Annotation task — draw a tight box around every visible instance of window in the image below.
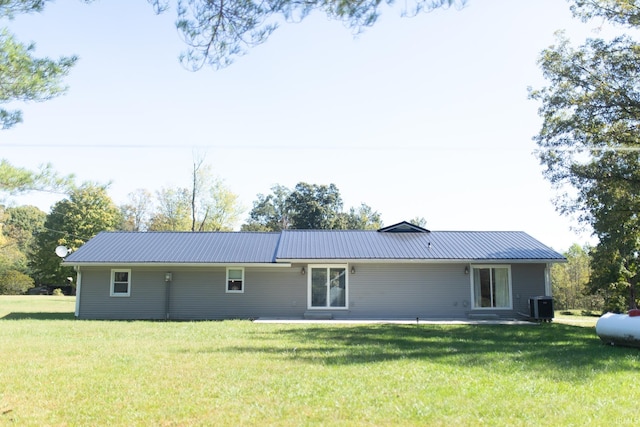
[471,266,511,309]
[226,267,244,293]
[309,265,347,308]
[110,269,131,297]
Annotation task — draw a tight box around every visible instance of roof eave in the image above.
[276,258,566,264]
[64,262,292,268]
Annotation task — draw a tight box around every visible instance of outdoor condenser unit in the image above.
[529,296,554,322]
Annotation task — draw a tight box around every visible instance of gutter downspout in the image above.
[74,267,82,318]
[165,273,172,320]
[545,263,552,296]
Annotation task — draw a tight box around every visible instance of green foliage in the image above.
[0,269,33,294]
[531,0,640,312]
[51,287,62,296]
[147,187,192,231]
[242,184,292,231]
[242,182,384,230]
[169,0,465,70]
[0,28,76,129]
[337,203,383,230]
[409,216,428,228]
[31,184,121,284]
[287,182,344,229]
[552,244,598,310]
[570,0,640,26]
[119,189,153,231]
[0,160,75,195]
[2,205,45,253]
[145,157,243,232]
[189,159,243,231]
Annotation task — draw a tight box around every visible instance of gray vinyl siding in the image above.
[169,267,305,320]
[78,267,167,320]
[341,263,471,319]
[329,263,548,319]
[511,263,548,315]
[77,263,550,320]
[77,266,306,320]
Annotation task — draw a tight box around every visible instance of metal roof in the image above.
[64,231,282,264]
[65,229,565,265]
[275,230,564,261]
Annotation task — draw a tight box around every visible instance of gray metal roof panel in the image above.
[65,229,565,265]
[275,230,564,260]
[65,231,282,264]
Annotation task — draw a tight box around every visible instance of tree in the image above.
[409,216,428,228]
[195,178,243,231]
[286,182,343,229]
[530,0,640,311]
[154,0,465,70]
[0,160,75,195]
[551,244,594,310]
[242,182,383,230]
[338,203,383,230]
[0,220,27,281]
[568,0,640,25]
[0,269,33,294]
[31,184,121,284]
[2,0,463,127]
[120,189,153,231]
[2,205,46,253]
[189,155,244,232]
[148,187,192,231]
[0,27,76,129]
[242,184,292,231]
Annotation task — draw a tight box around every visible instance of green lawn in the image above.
[1,297,638,426]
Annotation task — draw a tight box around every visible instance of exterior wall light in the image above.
[351,266,356,274]
[464,266,469,275]
[301,267,306,275]
[165,272,173,282]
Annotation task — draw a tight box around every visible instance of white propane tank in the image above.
[595,311,640,348]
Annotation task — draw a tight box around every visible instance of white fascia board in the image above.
[62,262,292,268]
[277,258,565,264]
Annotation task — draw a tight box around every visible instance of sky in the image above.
[1,0,606,252]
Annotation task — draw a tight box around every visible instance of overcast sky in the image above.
[2,0,605,252]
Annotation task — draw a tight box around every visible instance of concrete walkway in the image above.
[253,318,537,325]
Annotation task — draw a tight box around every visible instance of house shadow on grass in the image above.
[221,323,640,382]
[0,312,76,320]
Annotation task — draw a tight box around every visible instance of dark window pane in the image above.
[113,282,128,294]
[311,268,327,307]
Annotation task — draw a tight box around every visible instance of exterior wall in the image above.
[77,262,550,320]
[339,263,471,319]
[318,263,548,319]
[511,263,549,316]
[168,267,305,320]
[78,267,167,320]
[77,266,306,320]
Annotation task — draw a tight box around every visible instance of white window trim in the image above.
[110,269,131,297]
[307,264,349,310]
[469,264,513,310]
[226,267,245,294]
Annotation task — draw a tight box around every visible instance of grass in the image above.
[1,297,639,426]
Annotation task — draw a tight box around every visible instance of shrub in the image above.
[52,288,64,296]
[0,270,35,295]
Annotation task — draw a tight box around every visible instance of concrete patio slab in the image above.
[253,318,537,325]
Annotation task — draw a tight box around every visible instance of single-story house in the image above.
[63,221,565,320]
